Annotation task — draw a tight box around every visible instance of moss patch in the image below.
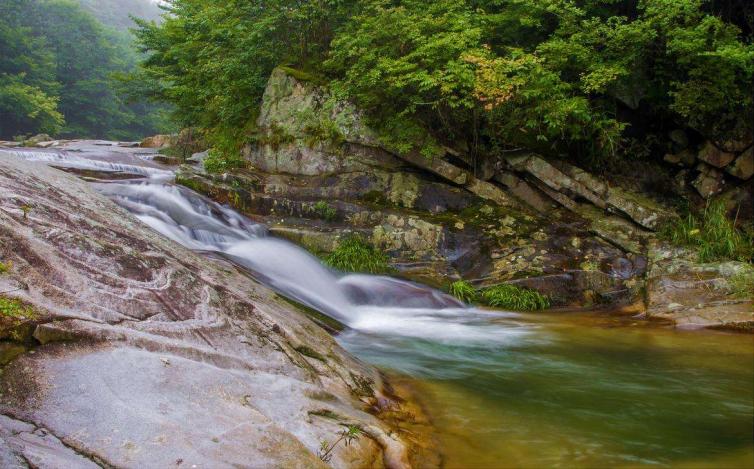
[0,297,35,319]
[308,409,343,420]
[295,345,327,362]
[278,66,328,86]
[277,295,345,333]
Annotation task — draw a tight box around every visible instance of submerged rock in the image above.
[0,158,416,468]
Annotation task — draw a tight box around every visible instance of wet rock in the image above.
[646,245,753,328]
[0,159,413,468]
[697,141,736,168]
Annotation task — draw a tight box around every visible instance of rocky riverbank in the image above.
[0,156,426,467]
[173,67,752,330]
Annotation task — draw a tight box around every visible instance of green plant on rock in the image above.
[313,201,337,221]
[661,200,753,263]
[0,261,10,274]
[728,269,754,300]
[449,280,477,303]
[304,117,345,148]
[20,204,32,220]
[324,236,392,274]
[318,425,362,463]
[203,149,245,174]
[480,284,550,311]
[0,297,35,319]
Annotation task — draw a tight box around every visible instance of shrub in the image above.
[480,284,550,311]
[661,200,753,263]
[449,280,477,303]
[0,261,10,274]
[324,236,392,274]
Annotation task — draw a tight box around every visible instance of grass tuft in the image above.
[324,236,392,274]
[728,268,754,300]
[480,284,550,311]
[313,201,337,221]
[448,280,477,303]
[661,200,753,263]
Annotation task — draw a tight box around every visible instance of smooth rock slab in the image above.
[0,158,411,468]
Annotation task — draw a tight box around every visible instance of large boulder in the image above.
[140,134,176,148]
[0,159,416,468]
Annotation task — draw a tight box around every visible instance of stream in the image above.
[2,142,752,468]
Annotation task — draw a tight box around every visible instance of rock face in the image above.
[140,134,175,148]
[177,67,751,328]
[646,245,753,328]
[0,159,415,468]
[180,68,655,308]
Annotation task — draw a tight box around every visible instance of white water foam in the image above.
[2,145,533,344]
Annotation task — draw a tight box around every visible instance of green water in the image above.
[338,312,754,468]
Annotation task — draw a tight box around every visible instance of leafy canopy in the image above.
[133,0,753,164]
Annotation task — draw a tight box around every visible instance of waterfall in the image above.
[0,143,525,344]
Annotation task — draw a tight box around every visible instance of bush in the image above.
[324,236,392,274]
[661,200,753,263]
[449,280,477,303]
[480,284,550,311]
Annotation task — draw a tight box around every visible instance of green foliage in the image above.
[449,280,477,303]
[324,236,392,274]
[318,425,362,463]
[313,201,337,222]
[0,0,172,140]
[480,284,551,311]
[728,268,754,299]
[0,297,35,319]
[294,345,327,362]
[661,200,753,263]
[134,0,753,165]
[0,261,10,274]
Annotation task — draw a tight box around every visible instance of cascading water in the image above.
[2,143,752,467]
[0,144,526,344]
